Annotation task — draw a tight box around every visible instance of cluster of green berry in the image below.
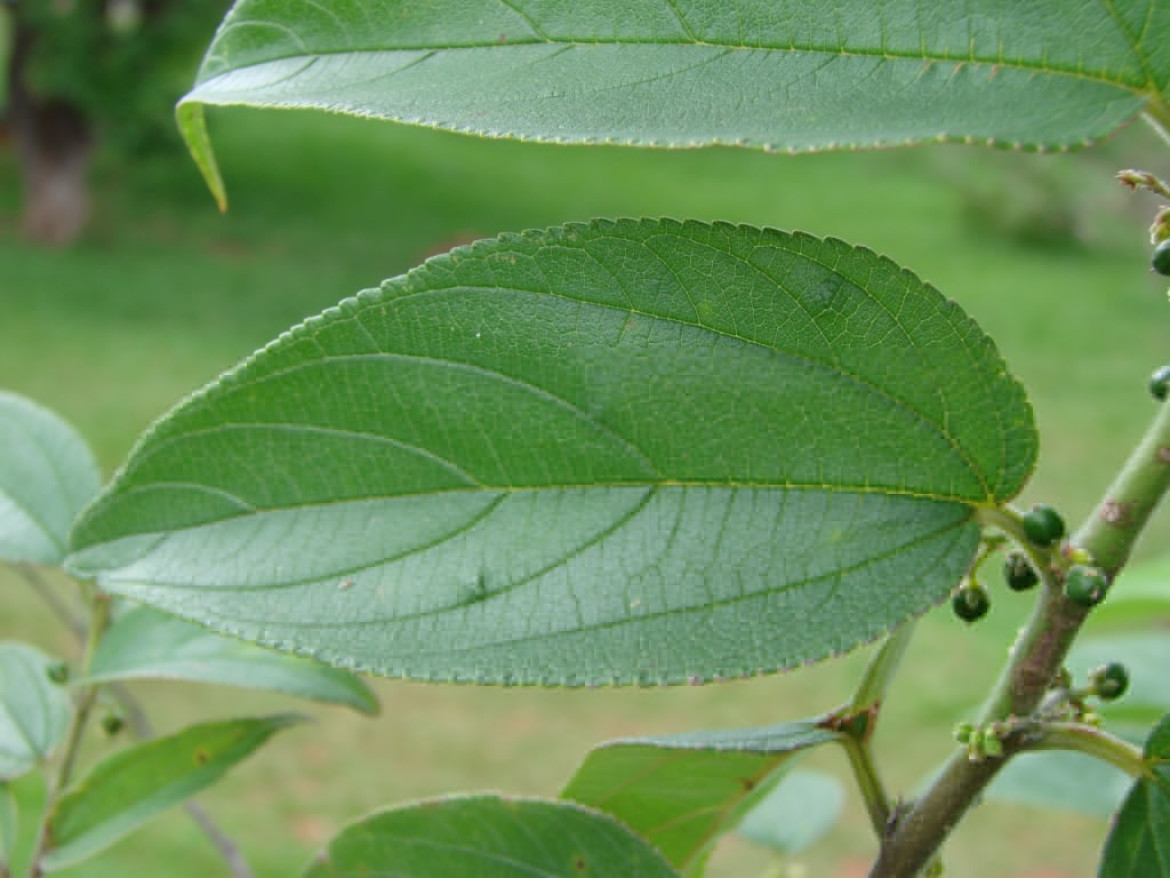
[952,503,1112,625]
[953,663,1130,762]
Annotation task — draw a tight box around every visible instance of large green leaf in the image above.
[81,606,377,715]
[562,718,840,869]
[0,644,71,781]
[0,392,100,565]
[180,1,1169,207]
[40,714,300,871]
[68,221,1035,685]
[305,794,680,878]
[1100,713,1170,877]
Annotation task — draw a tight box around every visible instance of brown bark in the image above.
[5,11,96,246]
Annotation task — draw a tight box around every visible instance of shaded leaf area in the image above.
[305,794,680,878]
[1100,714,1170,877]
[1068,634,1170,726]
[735,769,845,854]
[40,714,301,871]
[81,606,377,715]
[180,1,1170,204]
[562,718,839,868]
[0,644,70,781]
[0,392,100,565]
[68,221,1035,684]
[1091,556,1170,630]
[986,750,1132,818]
[0,781,16,865]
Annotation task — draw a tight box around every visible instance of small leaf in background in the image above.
[305,794,680,878]
[0,643,71,781]
[562,718,840,869]
[82,606,377,715]
[68,221,1036,685]
[735,770,845,855]
[0,392,100,565]
[178,0,1168,204]
[1089,556,1170,630]
[40,713,301,871]
[1068,634,1170,726]
[1100,713,1170,877]
[987,751,1132,819]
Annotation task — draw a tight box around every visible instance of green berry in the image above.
[46,662,69,685]
[101,714,125,736]
[1064,565,1109,608]
[1153,239,1170,276]
[1091,662,1130,701]
[1003,552,1040,592]
[1021,504,1066,547]
[1150,365,1170,402]
[953,722,976,744]
[952,584,990,623]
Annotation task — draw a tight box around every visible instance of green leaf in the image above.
[0,392,100,565]
[40,714,300,871]
[81,606,378,715]
[68,220,1035,685]
[1091,556,1170,631]
[180,0,1168,203]
[1069,634,1170,725]
[0,781,16,867]
[1100,713,1170,877]
[305,794,680,877]
[987,750,1132,818]
[561,718,840,868]
[735,770,845,854]
[0,644,71,781]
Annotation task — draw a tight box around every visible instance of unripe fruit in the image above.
[46,662,69,684]
[1090,662,1130,701]
[1021,504,1066,546]
[101,714,125,736]
[1153,239,1170,276]
[1150,365,1170,402]
[1003,552,1040,592]
[952,584,990,623]
[1064,565,1108,608]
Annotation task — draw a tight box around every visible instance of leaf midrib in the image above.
[114,492,971,633]
[122,308,995,506]
[198,31,1151,95]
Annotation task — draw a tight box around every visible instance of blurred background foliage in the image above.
[1,0,229,243]
[2,11,1170,876]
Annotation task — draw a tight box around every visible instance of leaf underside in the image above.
[83,606,378,715]
[0,393,100,566]
[68,221,1035,685]
[562,718,840,868]
[179,0,1170,205]
[305,794,680,878]
[0,644,71,782]
[41,714,300,871]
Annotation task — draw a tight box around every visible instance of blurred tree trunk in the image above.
[4,9,96,246]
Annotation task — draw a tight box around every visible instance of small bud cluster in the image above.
[953,721,1007,762]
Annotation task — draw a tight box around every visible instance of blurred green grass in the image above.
[2,107,1168,877]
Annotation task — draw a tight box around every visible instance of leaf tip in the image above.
[176,100,229,213]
